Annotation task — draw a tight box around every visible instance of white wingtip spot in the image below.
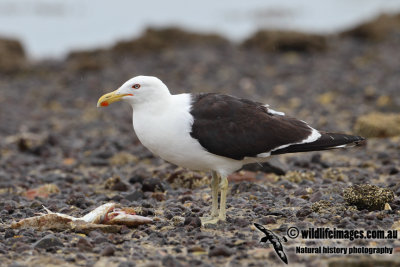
[267,108,285,116]
[256,152,271,158]
[301,127,321,144]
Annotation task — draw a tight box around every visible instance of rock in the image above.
[294,188,307,196]
[231,182,267,195]
[4,229,15,239]
[151,192,166,201]
[311,154,329,168]
[172,216,185,226]
[259,216,276,225]
[310,191,323,203]
[33,234,64,250]
[104,176,129,191]
[109,152,138,166]
[184,216,202,228]
[142,177,165,192]
[0,37,26,72]
[208,246,233,257]
[118,262,135,267]
[162,255,183,267]
[112,27,229,55]
[340,13,400,41]
[242,30,327,53]
[100,245,115,256]
[124,191,145,202]
[354,112,400,138]
[66,49,108,72]
[76,237,93,252]
[343,184,394,211]
[329,259,399,267]
[296,206,313,218]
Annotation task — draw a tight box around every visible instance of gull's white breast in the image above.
[131,94,243,175]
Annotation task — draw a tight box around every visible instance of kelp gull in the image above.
[97,76,365,224]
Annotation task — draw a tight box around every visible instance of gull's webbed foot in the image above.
[201,217,220,225]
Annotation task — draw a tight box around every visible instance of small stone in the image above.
[296,207,312,218]
[124,191,144,201]
[184,216,202,228]
[118,262,135,267]
[93,236,108,244]
[77,237,93,252]
[384,203,392,211]
[162,255,183,267]
[101,245,115,256]
[151,192,166,201]
[109,152,138,166]
[33,234,64,250]
[310,191,323,203]
[208,246,233,257]
[4,229,15,239]
[105,176,129,191]
[294,188,307,196]
[260,216,277,225]
[142,177,165,192]
[172,216,185,226]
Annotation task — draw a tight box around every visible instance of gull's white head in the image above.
[97,76,170,108]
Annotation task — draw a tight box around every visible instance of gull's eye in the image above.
[132,84,141,89]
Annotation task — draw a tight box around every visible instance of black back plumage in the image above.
[190,93,313,160]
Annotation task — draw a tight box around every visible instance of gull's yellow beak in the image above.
[97,90,133,107]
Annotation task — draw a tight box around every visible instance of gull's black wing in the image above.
[190,93,365,160]
[190,93,313,160]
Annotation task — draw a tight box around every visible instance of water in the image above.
[1,0,400,59]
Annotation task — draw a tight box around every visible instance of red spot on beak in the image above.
[101,101,109,107]
[127,94,133,96]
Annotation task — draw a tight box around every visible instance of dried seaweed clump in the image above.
[241,30,327,53]
[166,169,209,189]
[354,112,400,138]
[343,184,394,211]
[323,168,346,182]
[311,200,356,214]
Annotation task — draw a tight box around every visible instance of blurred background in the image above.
[1,0,400,59]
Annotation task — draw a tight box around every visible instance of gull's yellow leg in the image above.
[202,173,228,225]
[218,175,228,221]
[210,171,220,218]
[201,171,221,225]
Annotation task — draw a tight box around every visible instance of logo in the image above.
[254,223,288,264]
